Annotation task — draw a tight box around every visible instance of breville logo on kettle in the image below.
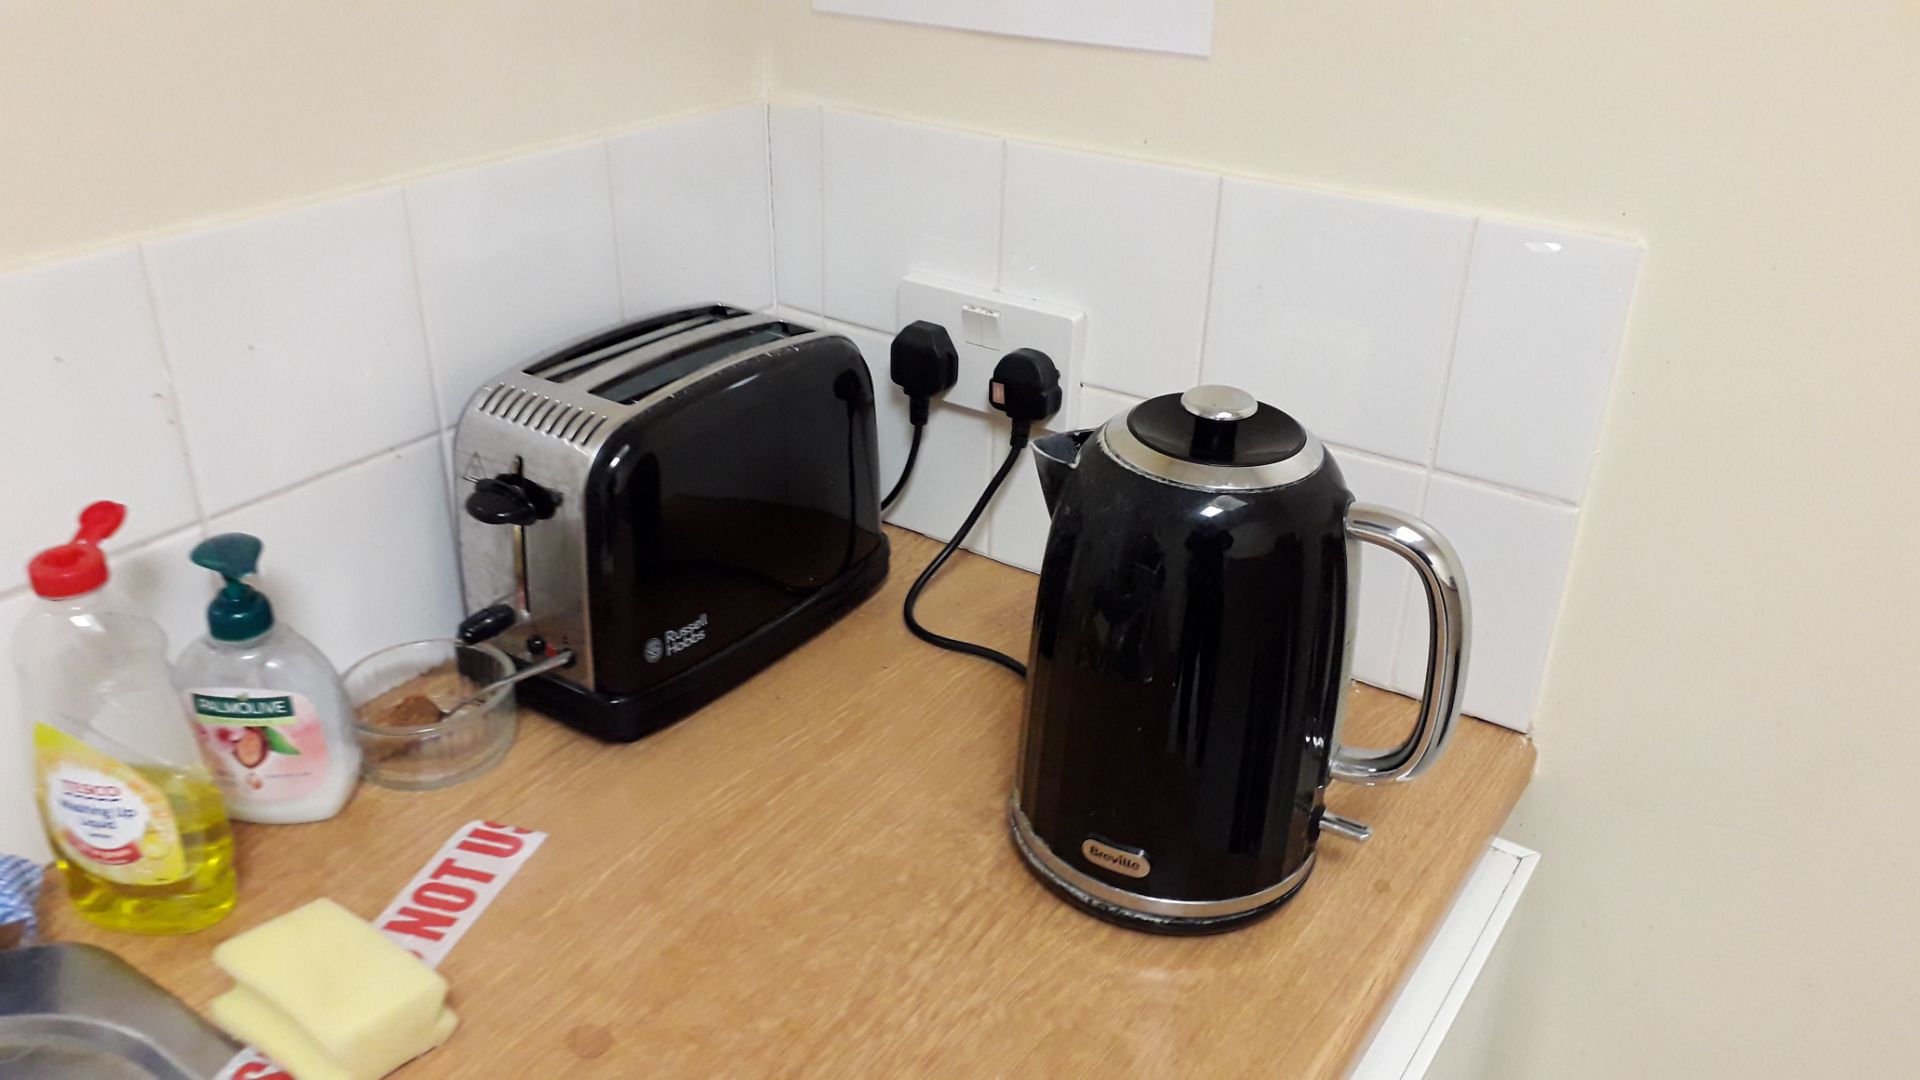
[645,613,710,663]
[1081,837,1152,879]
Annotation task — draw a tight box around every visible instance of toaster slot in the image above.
[524,304,747,383]
[588,322,810,405]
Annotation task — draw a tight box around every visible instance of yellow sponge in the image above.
[210,899,458,1079]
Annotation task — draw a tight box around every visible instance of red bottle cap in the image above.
[28,501,127,599]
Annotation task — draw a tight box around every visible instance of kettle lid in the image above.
[1129,386,1307,466]
[1106,385,1326,491]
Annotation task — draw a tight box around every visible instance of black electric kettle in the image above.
[1012,385,1470,933]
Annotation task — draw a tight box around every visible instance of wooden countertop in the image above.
[46,529,1535,1078]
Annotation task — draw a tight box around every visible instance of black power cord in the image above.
[881,321,958,511]
[902,347,1063,677]
[903,435,1031,675]
[881,424,922,510]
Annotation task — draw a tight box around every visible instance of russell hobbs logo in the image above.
[644,613,709,663]
[1082,837,1151,879]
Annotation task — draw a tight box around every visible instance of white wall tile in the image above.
[0,587,48,860]
[608,103,775,315]
[1329,447,1428,694]
[1001,144,1218,399]
[1393,475,1579,730]
[1203,181,1474,463]
[1435,222,1641,502]
[111,527,214,659]
[144,190,438,514]
[210,436,462,670]
[0,249,200,590]
[883,403,994,553]
[821,110,1002,331]
[406,141,623,424]
[769,103,825,313]
[1077,385,1144,428]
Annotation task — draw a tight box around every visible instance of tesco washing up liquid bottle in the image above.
[16,501,237,934]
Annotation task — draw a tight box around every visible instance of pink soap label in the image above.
[188,689,329,802]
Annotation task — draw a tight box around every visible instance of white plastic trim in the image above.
[1351,837,1541,1079]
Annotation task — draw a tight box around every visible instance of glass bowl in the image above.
[342,639,518,790]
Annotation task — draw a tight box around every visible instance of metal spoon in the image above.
[424,645,564,722]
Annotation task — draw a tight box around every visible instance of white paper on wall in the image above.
[813,0,1214,57]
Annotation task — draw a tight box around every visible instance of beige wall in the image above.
[764,2,1920,1076]
[0,2,765,269]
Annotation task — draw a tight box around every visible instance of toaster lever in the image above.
[457,604,518,645]
[466,475,558,526]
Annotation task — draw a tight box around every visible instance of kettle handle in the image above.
[1334,505,1472,784]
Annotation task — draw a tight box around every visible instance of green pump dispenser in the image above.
[191,533,275,643]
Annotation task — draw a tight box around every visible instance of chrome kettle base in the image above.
[1008,802,1315,936]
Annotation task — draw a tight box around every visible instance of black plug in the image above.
[988,348,1063,445]
[880,321,960,511]
[897,345,1062,678]
[890,321,960,426]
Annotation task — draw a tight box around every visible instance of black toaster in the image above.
[449,304,890,741]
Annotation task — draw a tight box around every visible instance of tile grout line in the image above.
[758,100,779,308]
[396,189,451,436]
[814,106,827,316]
[395,188,459,524]
[1324,426,1422,691]
[1078,380,1146,403]
[600,139,631,320]
[993,138,1010,291]
[1327,444,1578,513]
[0,519,211,607]
[1421,217,1482,485]
[1191,174,1228,386]
[1428,469,1580,511]
[1381,216,1487,693]
[1322,439,1425,474]
[133,244,212,528]
[204,430,446,524]
[391,186,462,545]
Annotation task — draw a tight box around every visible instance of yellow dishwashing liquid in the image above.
[16,502,237,934]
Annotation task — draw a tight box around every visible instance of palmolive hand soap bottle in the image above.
[172,533,360,823]
[17,501,236,934]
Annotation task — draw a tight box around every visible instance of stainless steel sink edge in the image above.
[0,943,241,1080]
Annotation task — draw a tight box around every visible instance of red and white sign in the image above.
[373,819,547,969]
[214,1048,292,1080]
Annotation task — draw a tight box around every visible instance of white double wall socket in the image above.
[897,274,1087,429]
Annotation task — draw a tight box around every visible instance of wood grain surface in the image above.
[43,528,1535,1078]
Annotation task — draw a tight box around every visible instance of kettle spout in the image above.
[1032,429,1094,513]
